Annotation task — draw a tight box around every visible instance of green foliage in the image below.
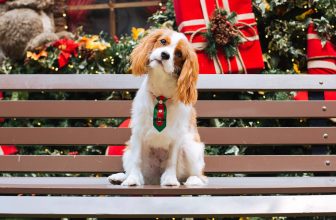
[314,0,336,22]
[0,33,137,75]
[148,0,177,29]
[254,0,335,73]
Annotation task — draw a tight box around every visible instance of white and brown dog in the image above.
[108,29,207,186]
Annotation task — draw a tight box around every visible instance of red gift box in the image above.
[174,0,264,74]
[295,23,336,101]
[105,119,130,156]
[0,146,18,155]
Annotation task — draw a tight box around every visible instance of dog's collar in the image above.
[149,91,172,102]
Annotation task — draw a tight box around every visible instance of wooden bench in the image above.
[0,74,336,218]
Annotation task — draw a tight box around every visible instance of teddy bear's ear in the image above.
[7,0,54,10]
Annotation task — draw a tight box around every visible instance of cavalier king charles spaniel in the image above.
[108,29,207,186]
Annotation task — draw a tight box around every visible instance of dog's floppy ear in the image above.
[130,29,165,76]
[177,41,199,105]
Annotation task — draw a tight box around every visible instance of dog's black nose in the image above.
[161,52,170,60]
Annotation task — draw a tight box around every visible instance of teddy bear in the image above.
[0,0,72,64]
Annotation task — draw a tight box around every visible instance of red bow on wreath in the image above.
[53,38,79,68]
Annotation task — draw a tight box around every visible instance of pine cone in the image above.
[210,12,239,47]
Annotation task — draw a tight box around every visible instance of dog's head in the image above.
[130,29,199,105]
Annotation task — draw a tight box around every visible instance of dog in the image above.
[108,29,207,186]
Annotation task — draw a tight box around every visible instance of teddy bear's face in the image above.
[7,0,54,11]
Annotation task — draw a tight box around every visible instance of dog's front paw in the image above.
[107,173,127,185]
[161,172,180,186]
[121,172,144,186]
[184,176,207,186]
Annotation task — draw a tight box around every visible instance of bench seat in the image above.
[0,177,336,195]
[1,195,336,218]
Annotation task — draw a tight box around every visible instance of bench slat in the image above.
[0,177,335,195]
[1,155,335,173]
[1,74,336,91]
[0,127,334,145]
[1,100,336,118]
[1,195,336,217]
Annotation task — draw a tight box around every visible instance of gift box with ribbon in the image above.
[174,0,264,74]
[295,23,336,101]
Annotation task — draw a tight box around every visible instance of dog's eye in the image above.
[175,51,182,58]
[160,39,167,45]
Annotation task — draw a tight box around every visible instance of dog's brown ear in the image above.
[130,29,165,76]
[177,41,199,105]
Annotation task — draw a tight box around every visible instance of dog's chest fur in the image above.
[141,147,169,184]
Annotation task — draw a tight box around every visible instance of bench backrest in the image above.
[0,74,335,174]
